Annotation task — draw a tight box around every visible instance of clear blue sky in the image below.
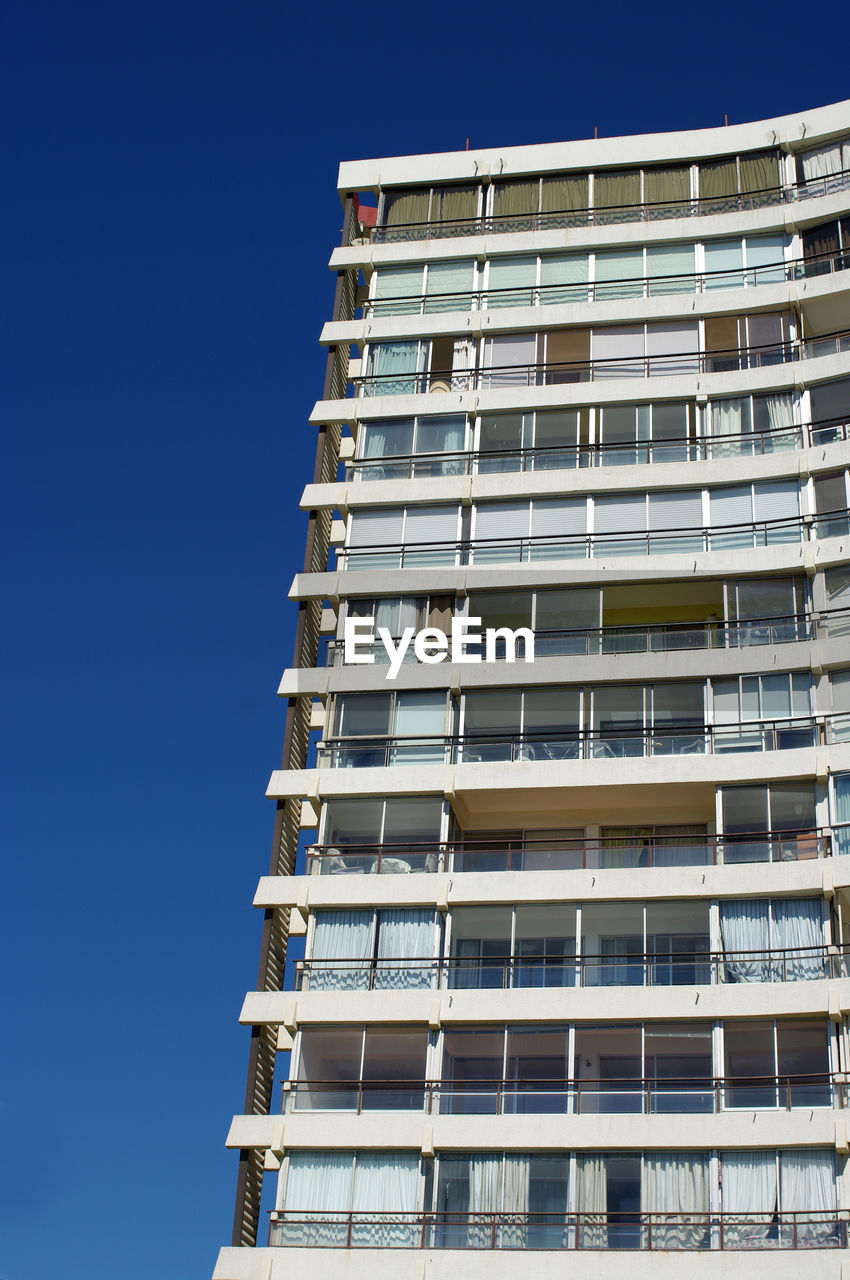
[1,2,847,1276]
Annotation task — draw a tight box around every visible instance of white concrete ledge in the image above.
[253,857,831,911]
[309,351,850,426]
[337,101,850,191]
[213,1242,850,1280]
[241,981,847,1028]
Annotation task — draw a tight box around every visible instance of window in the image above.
[707,391,797,457]
[814,472,850,538]
[356,415,467,478]
[699,150,780,204]
[328,690,449,766]
[797,136,850,183]
[720,783,817,862]
[810,376,850,442]
[319,795,445,873]
[380,184,479,229]
[720,1149,837,1249]
[293,1025,429,1111]
[723,1019,830,1109]
[363,340,426,395]
[709,480,800,548]
[347,504,461,569]
[308,908,439,991]
[460,687,581,762]
[598,401,695,465]
[719,898,824,982]
[278,1150,421,1247]
[475,408,589,473]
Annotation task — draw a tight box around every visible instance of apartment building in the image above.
[214,100,850,1279]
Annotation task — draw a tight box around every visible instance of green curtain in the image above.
[493,180,539,218]
[593,170,641,209]
[540,175,588,213]
[431,185,478,223]
[383,189,429,226]
[699,159,738,201]
[739,151,780,194]
[643,166,690,205]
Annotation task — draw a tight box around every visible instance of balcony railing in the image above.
[324,608,850,668]
[316,715,836,770]
[294,942,849,992]
[305,829,832,876]
[281,1072,841,1115]
[363,248,850,318]
[354,329,850,397]
[369,165,850,243]
[346,415,850,480]
[268,1207,847,1250]
[340,509,850,570]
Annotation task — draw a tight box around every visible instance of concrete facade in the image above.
[215,103,850,1277]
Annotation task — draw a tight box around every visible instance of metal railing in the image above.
[268,1207,847,1249]
[340,509,850,570]
[293,942,849,991]
[346,415,850,480]
[369,165,850,243]
[363,248,850,318]
[305,828,832,876]
[355,329,850,397]
[281,1072,841,1116]
[316,715,833,770]
[324,608,850,668]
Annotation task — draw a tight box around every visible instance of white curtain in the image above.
[719,900,770,981]
[780,1150,836,1246]
[467,1154,503,1246]
[722,1151,777,1247]
[374,909,434,989]
[451,337,477,389]
[311,910,373,990]
[765,391,795,435]
[835,773,850,855]
[643,1153,709,1249]
[710,398,745,454]
[771,899,823,981]
[801,144,845,182]
[281,1151,353,1244]
[365,341,424,396]
[500,1156,531,1247]
[351,1152,420,1246]
[577,1155,607,1247]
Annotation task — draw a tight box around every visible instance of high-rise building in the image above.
[214,101,850,1280]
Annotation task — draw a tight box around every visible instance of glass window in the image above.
[335,693,391,737]
[468,591,532,629]
[464,690,522,735]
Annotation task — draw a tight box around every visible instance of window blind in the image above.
[487,256,537,308]
[404,504,459,544]
[424,260,475,313]
[594,493,647,534]
[349,508,405,546]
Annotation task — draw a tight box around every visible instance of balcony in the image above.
[268,1208,847,1250]
[305,829,832,876]
[293,942,848,992]
[354,329,850,397]
[369,165,850,244]
[315,716,835,770]
[339,511,850,571]
[282,1072,840,1117]
[345,415,850,480]
[325,608,848,669]
[363,248,850,319]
